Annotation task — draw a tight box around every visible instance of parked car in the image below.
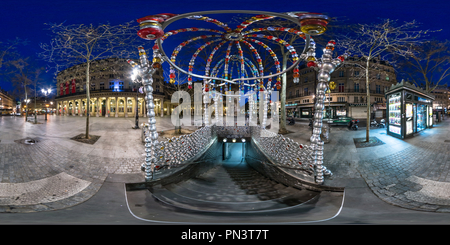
[15,112,21,116]
[330,116,358,126]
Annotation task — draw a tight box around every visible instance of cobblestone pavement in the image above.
[0,115,198,213]
[288,117,450,213]
[1,114,450,215]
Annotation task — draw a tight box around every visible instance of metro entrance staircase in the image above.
[149,158,320,213]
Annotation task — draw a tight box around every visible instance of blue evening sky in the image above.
[1,0,449,94]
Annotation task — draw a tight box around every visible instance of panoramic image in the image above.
[1,0,450,231]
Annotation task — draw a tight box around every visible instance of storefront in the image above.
[323,103,347,119]
[285,102,298,118]
[385,81,434,139]
[298,105,313,119]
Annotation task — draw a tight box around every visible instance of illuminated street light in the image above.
[41,88,52,121]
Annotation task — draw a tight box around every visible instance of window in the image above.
[354,71,360,76]
[354,83,359,92]
[337,97,345,102]
[119,82,124,90]
[109,82,114,90]
[354,96,359,103]
[91,83,96,91]
[127,100,133,112]
[339,71,344,77]
[110,99,116,112]
[376,85,381,94]
[338,83,344,92]
[304,77,308,83]
[296,90,299,97]
[304,87,308,96]
[118,99,124,112]
[100,82,104,90]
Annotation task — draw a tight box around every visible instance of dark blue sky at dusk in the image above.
[1,0,449,96]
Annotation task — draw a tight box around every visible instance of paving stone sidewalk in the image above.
[1,114,450,213]
[315,119,450,213]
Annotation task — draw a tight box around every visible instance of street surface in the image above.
[0,114,450,224]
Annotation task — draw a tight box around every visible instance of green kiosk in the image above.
[385,80,435,139]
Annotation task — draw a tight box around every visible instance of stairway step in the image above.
[149,159,321,213]
[150,184,316,213]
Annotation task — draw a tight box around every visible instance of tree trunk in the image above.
[85,61,90,139]
[24,89,28,122]
[278,52,289,134]
[365,59,370,142]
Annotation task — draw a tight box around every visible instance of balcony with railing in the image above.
[285,89,385,100]
[55,89,165,99]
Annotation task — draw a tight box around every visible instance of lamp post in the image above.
[24,99,30,122]
[41,88,51,121]
[45,104,49,120]
[130,66,142,129]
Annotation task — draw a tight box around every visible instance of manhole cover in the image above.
[24,139,36,144]
[15,138,39,145]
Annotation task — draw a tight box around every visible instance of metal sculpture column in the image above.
[128,46,160,181]
[308,40,346,184]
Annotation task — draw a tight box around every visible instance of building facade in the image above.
[0,87,16,114]
[430,85,449,113]
[55,58,167,118]
[285,56,398,120]
[23,97,57,115]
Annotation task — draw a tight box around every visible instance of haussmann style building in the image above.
[284,56,398,120]
[55,58,167,118]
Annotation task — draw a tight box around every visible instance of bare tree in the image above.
[39,21,141,139]
[9,57,44,122]
[337,19,431,141]
[399,40,450,93]
[0,37,28,71]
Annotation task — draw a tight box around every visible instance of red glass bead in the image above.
[137,27,164,40]
[307,61,317,67]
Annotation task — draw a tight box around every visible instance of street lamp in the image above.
[130,66,143,129]
[41,88,52,121]
[24,99,30,121]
